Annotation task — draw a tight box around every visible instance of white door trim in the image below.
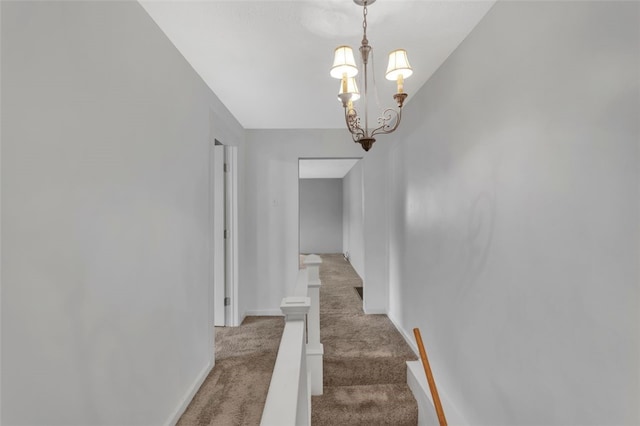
[224,145,239,327]
[212,144,225,326]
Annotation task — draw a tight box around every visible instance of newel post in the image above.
[303,254,323,396]
[281,296,310,322]
[280,297,311,426]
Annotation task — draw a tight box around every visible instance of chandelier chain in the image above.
[362,3,368,42]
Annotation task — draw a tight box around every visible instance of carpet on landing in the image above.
[177,316,284,426]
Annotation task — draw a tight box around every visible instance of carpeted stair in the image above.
[311,254,418,426]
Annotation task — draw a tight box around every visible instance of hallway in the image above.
[311,254,418,425]
[178,254,418,425]
[3,2,637,424]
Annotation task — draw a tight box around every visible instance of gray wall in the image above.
[299,179,343,254]
[357,1,639,424]
[244,129,363,315]
[1,1,244,424]
[343,154,389,314]
[343,163,366,281]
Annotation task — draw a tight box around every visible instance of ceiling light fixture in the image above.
[330,0,413,152]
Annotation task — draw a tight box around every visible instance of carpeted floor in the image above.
[311,254,418,426]
[178,254,417,426]
[177,316,284,426]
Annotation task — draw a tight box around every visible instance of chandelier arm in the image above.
[370,107,403,137]
[344,107,365,141]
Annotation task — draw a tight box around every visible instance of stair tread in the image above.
[323,356,411,386]
[320,312,416,359]
[312,255,418,426]
[312,383,418,426]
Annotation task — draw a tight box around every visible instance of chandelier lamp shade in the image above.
[331,46,358,79]
[338,77,360,102]
[330,0,413,152]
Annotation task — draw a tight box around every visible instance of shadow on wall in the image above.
[458,191,496,294]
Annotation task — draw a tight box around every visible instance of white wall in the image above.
[1,1,244,424]
[342,145,390,313]
[299,179,343,254]
[342,161,365,281]
[363,1,639,425]
[361,149,391,314]
[244,130,362,315]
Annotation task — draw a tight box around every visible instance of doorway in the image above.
[211,141,239,328]
[297,157,361,259]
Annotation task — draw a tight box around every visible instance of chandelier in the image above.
[330,0,413,152]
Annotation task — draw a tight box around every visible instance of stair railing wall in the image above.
[303,255,324,396]
[260,255,323,426]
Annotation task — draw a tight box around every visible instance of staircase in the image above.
[311,254,418,426]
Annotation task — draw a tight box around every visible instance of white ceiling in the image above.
[299,158,361,179]
[139,0,495,129]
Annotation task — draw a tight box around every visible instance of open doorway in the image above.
[298,157,362,295]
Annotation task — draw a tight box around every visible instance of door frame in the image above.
[211,141,240,330]
[212,142,225,327]
[224,145,239,327]
[297,157,362,257]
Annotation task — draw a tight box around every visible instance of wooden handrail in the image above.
[413,328,447,426]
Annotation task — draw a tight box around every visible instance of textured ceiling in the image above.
[139,0,495,129]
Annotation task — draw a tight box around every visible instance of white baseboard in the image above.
[407,361,467,426]
[407,360,439,426]
[363,306,387,315]
[387,312,419,356]
[244,309,284,317]
[389,314,468,425]
[165,360,213,426]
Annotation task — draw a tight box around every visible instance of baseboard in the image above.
[165,360,213,426]
[387,312,419,357]
[407,361,439,426]
[390,314,467,425]
[244,309,284,317]
[407,360,467,426]
[363,306,387,315]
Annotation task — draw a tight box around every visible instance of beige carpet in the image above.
[177,316,284,426]
[178,254,417,425]
[312,254,419,426]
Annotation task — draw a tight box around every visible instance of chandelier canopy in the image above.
[330,0,413,152]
